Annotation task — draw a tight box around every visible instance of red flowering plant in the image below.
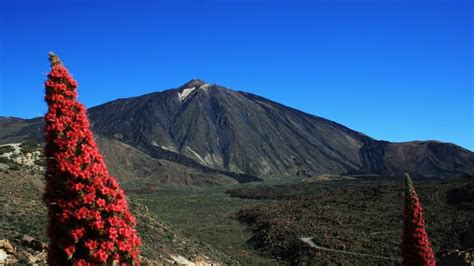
[43,53,141,265]
[401,173,436,266]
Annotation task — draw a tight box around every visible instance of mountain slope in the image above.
[0,117,43,144]
[381,141,474,177]
[96,136,240,188]
[88,80,366,176]
[87,80,474,178]
[1,80,473,178]
[0,124,261,187]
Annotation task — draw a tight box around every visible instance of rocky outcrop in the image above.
[0,236,47,265]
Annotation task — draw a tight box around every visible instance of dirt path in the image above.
[300,237,400,262]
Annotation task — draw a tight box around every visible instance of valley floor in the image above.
[1,165,473,265]
[130,186,282,265]
[133,175,474,265]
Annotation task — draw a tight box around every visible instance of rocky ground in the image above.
[0,143,226,265]
[229,176,474,265]
[1,141,473,265]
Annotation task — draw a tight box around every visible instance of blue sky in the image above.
[0,0,473,150]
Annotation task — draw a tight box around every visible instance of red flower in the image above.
[92,220,105,231]
[92,249,109,263]
[82,192,96,204]
[60,210,72,222]
[93,177,104,186]
[75,207,89,220]
[70,227,86,242]
[107,216,121,227]
[401,174,436,265]
[64,245,76,259]
[73,183,85,192]
[119,227,132,238]
[100,240,115,252]
[117,240,132,253]
[108,227,119,241]
[96,198,106,207]
[43,53,141,265]
[99,186,109,196]
[84,239,98,251]
[112,253,120,262]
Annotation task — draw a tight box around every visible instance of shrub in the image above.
[19,140,41,153]
[0,145,15,155]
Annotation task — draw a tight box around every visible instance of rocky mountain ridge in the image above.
[1,79,473,182]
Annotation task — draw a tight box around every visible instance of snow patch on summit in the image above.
[178,87,196,101]
[199,84,210,90]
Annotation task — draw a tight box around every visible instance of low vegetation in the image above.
[229,177,474,264]
[1,136,472,264]
[132,187,281,265]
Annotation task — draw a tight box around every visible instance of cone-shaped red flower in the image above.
[43,53,141,265]
[401,173,436,266]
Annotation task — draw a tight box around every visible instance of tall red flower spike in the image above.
[43,52,141,265]
[401,173,436,266]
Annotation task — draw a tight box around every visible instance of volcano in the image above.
[1,79,473,181]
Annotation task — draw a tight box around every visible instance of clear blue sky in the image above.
[1,0,473,150]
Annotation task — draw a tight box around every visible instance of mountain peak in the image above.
[81,81,474,179]
[177,79,212,101]
[180,79,207,89]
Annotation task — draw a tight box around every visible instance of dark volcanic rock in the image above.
[88,82,364,176]
[87,80,474,178]
[0,117,43,144]
[1,80,473,179]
